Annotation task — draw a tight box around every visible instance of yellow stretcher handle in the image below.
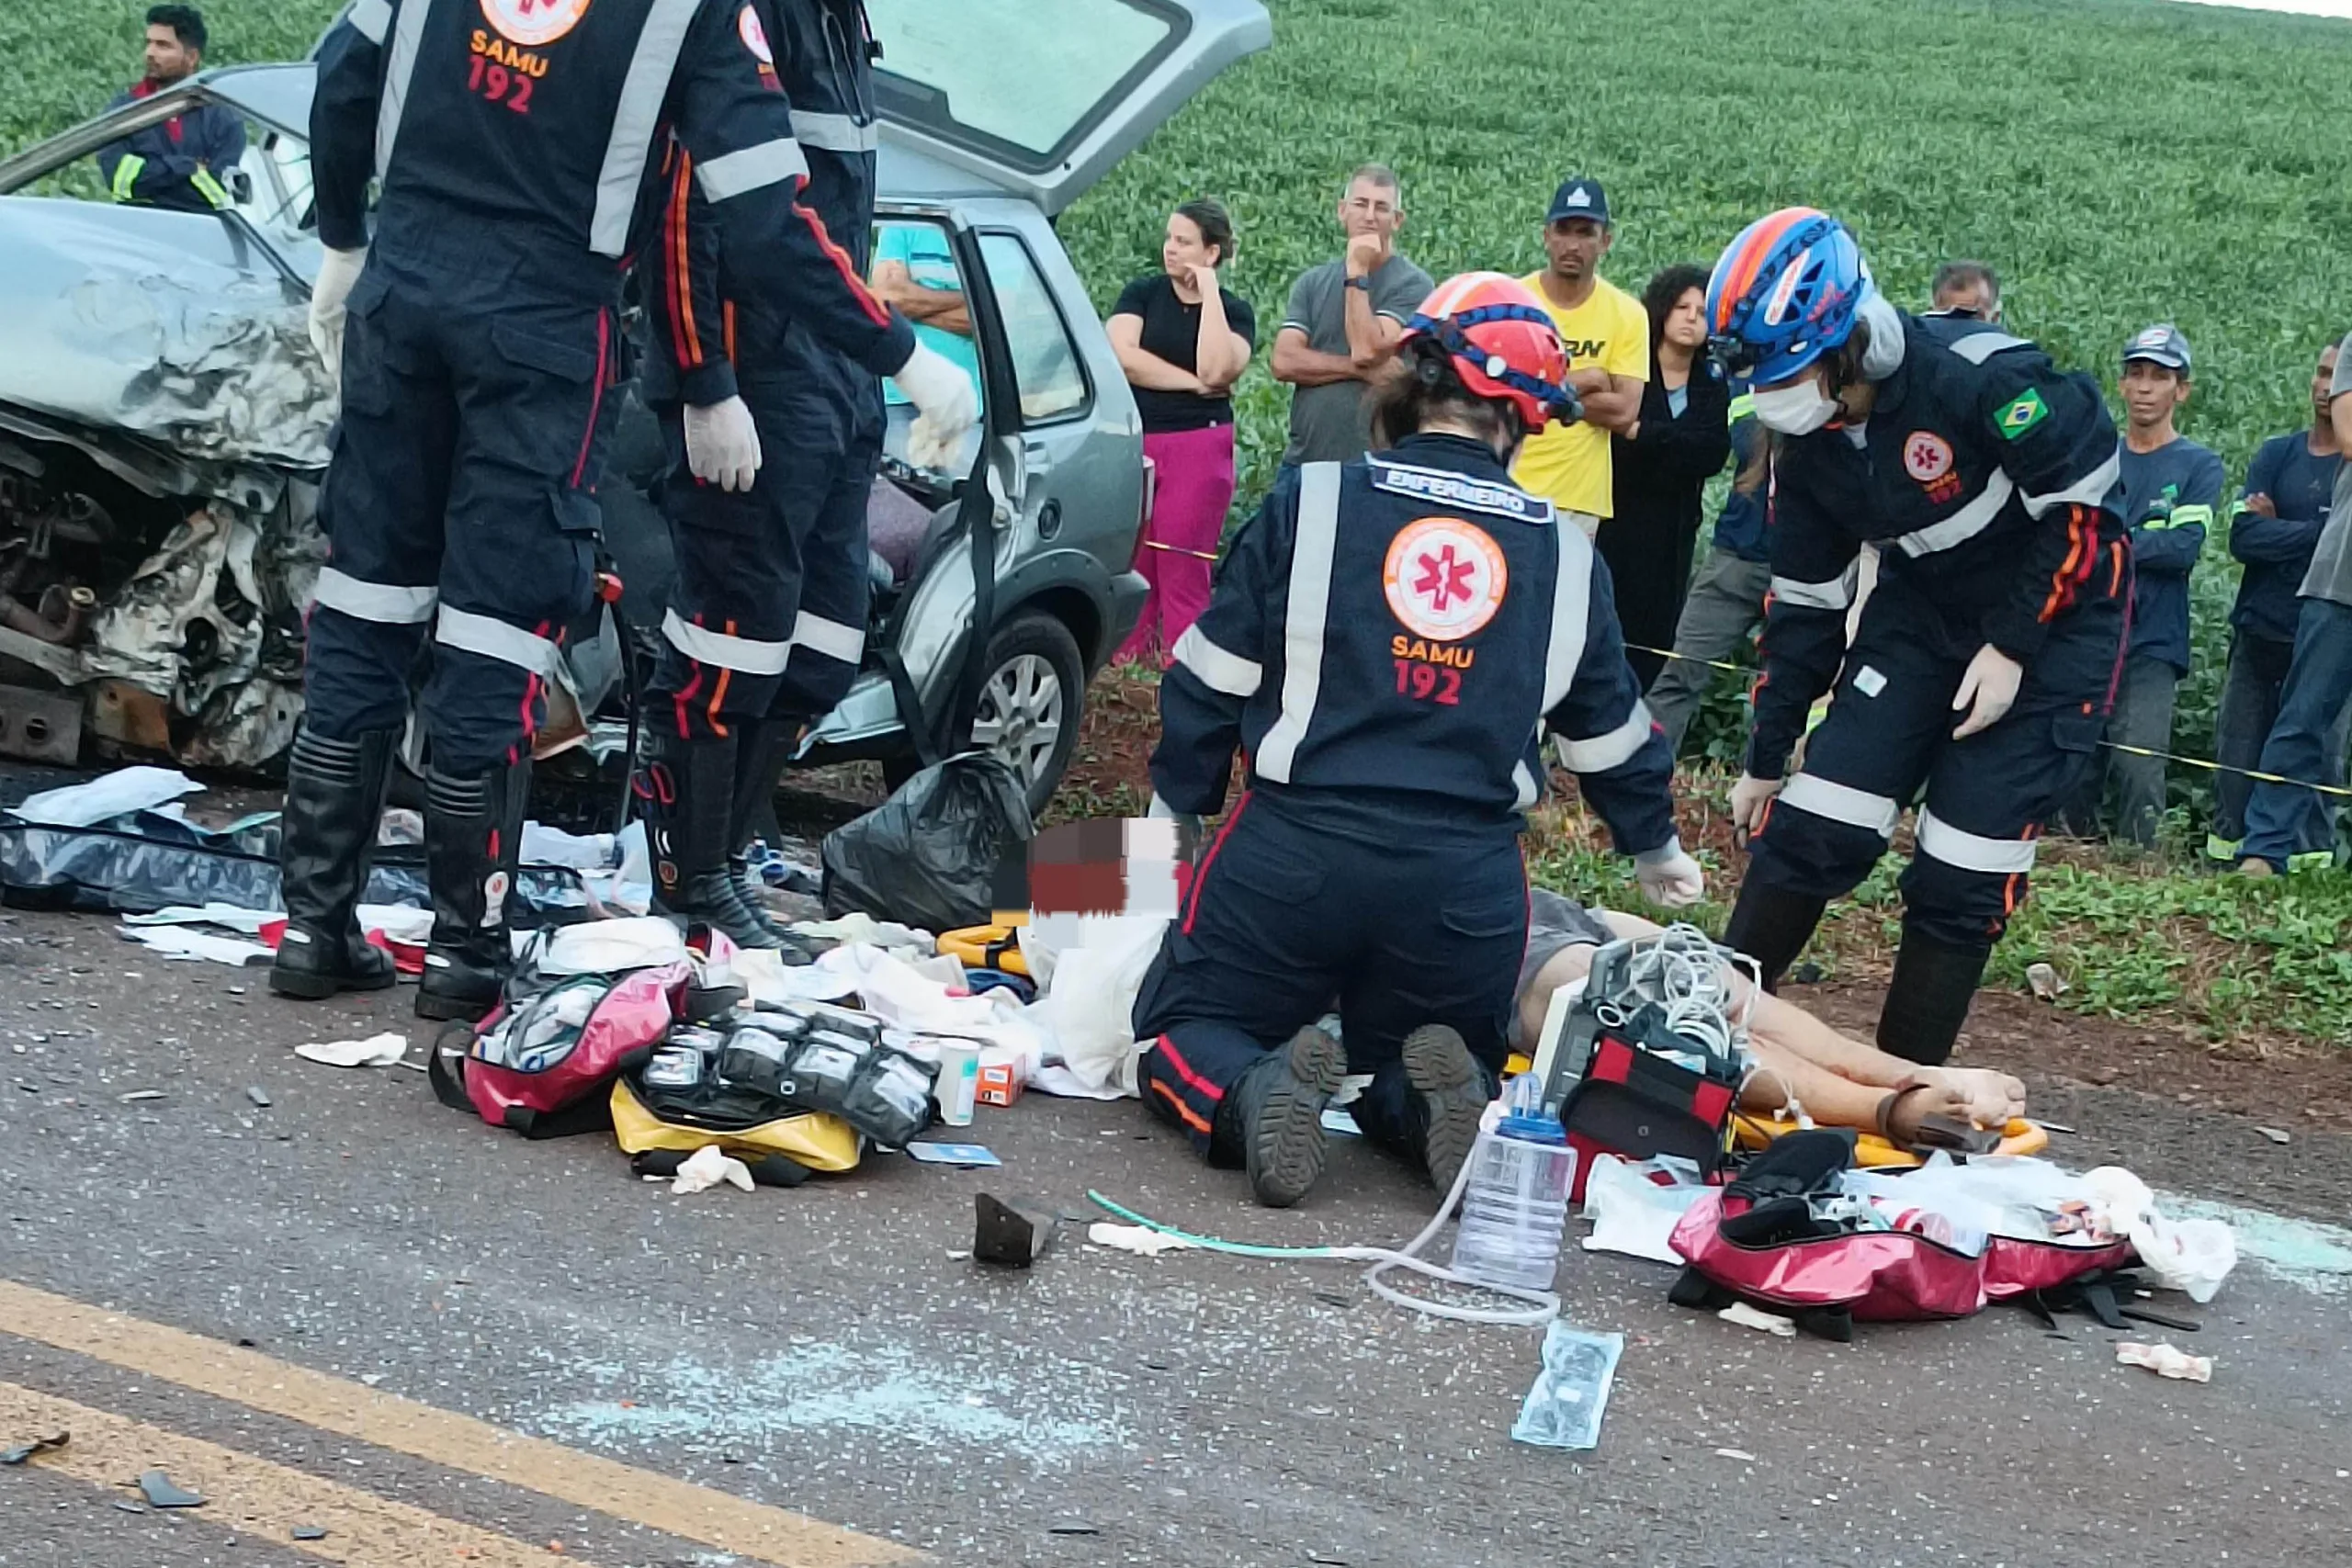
[1732,1112,2048,1168]
[938,923,1030,977]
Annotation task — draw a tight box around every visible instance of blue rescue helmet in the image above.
[1705,208,1874,386]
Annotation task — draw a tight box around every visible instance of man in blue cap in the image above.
[2064,324,2223,848]
[1510,176,1647,541]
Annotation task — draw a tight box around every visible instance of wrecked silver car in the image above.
[0,65,328,771]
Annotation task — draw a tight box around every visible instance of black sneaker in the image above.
[1402,1024,1488,1194]
[1228,1024,1346,1209]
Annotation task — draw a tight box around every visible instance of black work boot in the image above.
[636,729,784,953]
[1216,1025,1347,1209]
[1720,878,1831,993]
[416,756,531,1021]
[1875,929,1993,1066]
[725,719,814,958]
[270,727,399,1000]
[1401,1024,1494,1194]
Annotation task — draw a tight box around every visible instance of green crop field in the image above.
[6,0,2349,1040]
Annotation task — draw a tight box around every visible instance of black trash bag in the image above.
[820,751,1031,932]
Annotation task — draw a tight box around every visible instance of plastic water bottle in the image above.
[1451,1109,1577,1292]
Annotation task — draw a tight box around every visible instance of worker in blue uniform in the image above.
[639,0,967,953]
[1132,272,1705,1209]
[97,6,245,213]
[1708,209,2128,1067]
[269,0,977,1018]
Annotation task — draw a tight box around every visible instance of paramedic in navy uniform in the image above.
[1131,272,1705,1210]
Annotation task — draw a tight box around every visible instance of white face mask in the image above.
[1750,375,1839,435]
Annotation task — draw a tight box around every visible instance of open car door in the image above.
[867,0,1272,218]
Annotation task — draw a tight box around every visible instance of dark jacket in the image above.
[1750,314,2125,778]
[2116,435,2224,675]
[2228,431,2344,644]
[644,0,891,411]
[310,0,910,374]
[97,81,246,212]
[1712,386,1771,562]
[1600,360,1734,654]
[1152,434,1676,852]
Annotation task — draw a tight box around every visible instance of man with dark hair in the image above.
[1269,164,1433,468]
[97,6,244,213]
[1928,260,2001,323]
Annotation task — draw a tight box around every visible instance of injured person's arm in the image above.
[1515,908,2025,1140]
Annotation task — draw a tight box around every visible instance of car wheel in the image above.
[887,611,1084,818]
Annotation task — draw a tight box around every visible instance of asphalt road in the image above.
[2,906,2348,1568]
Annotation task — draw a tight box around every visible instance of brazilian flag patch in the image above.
[1996,389,2051,440]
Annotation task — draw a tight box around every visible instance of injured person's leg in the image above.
[1515,897,2025,1142]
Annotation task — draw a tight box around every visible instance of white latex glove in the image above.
[1951,643,2024,739]
[1634,840,1705,908]
[893,341,981,471]
[307,245,368,387]
[684,396,763,493]
[1146,792,1203,839]
[1727,773,1785,842]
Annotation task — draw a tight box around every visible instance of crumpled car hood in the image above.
[0,197,331,471]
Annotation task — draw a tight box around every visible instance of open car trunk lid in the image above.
[867,0,1272,217]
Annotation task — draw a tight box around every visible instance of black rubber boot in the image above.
[1875,929,1993,1066]
[1401,1024,1495,1194]
[726,719,814,958]
[269,727,399,1000]
[1720,878,1831,993]
[1216,1025,1347,1209]
[416,756,532,1021]
[637,729,784,953]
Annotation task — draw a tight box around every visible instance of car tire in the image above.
[887,610,1085,818]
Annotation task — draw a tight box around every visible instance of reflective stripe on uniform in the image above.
[1538,528,1593,715]
[1728,391,1756,421]
[438,604,560,675]
[2289,850,2335,874]
[2022,451,2120,519]
[1555,704,1653,773]
[588,0,704,257]
[789,110,877,152]
[1946,331,2031,366]
[348,0,392,44]
[1779,772,1901,838]
[188,167,231,209]
[788,608,864,664]
[1894,469,2016,557]
[662,607,792,676]
[1770,560,1860,611]
[1171,624,1261,698]
[1252,461,1341,783]
[1512,759,1541,810]
[1916,807,2037,874]
[311,567,437,624]
[109,153,144,200]
[695,137,810,202]
[2152,503,2214,530]
[374,0,432,179]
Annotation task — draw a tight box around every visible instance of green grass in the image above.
[8,0,2350,1042]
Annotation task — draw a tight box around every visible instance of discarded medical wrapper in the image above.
[2116,1340,2212,1382]
[1511,1322,1623,1450]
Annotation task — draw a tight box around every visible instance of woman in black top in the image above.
[1108,197,1258,663]
[1600,264,1734,689]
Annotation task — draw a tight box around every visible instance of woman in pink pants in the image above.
[1108,198,1259,664]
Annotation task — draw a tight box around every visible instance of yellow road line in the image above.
[1,1381,600,1566]
[0,1280,915,1568]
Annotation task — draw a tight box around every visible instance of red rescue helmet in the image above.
[1398,272,1581,433]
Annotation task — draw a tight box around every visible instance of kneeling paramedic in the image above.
[636,0,972,955]
[1707,209,2127,1066]
[272,0,977,1019]
[1132,272,1704,1209]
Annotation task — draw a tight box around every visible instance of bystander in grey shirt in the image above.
[2301,330,2352,606]
[1278,253,1435,465]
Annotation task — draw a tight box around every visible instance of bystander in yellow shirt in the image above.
[1510,271,1650,521]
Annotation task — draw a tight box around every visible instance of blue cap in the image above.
[2124,323,2191,373]
[1546,176,1611,227]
